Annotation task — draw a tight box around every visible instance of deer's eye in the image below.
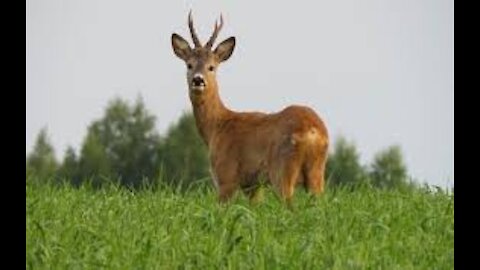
[187,63,193,70]
[208,65,215,72]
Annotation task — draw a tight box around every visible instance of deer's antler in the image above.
[205,14,224,49]
[188,10,202,48]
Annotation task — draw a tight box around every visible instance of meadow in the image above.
[26,180,454,269]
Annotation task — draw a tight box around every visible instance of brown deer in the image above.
[171,12,329,205]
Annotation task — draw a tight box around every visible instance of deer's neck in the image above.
[191,84,230,146]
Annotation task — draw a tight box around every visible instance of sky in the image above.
[26,0,453,188]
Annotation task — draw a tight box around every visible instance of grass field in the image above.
[26,180,454,269]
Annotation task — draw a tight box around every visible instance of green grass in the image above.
[26,180,454,270]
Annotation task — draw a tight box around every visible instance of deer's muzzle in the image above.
[191,74,206,92]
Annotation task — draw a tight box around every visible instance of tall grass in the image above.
[26,179,454,269]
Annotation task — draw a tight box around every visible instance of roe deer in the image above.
[171,12,329,205]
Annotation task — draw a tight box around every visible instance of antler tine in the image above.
[205,13,224,49]
[188,10,202,48]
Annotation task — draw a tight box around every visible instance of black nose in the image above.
[192,76,205,87]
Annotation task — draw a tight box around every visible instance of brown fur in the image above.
[171,13,329,204]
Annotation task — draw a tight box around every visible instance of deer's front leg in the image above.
[212,159,240,203]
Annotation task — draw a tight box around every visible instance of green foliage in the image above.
[326,136,368,187]
[325,137,413,190]
[26,181,454,269]
[158,111,209,188]
[78,97,160,188]
[369,145,409,189]
[77,132,112,187]
[26,128,58,182]
[57,146,80,185]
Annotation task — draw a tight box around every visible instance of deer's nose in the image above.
[192,75,205,87]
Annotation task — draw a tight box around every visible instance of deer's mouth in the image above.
[190,85,205,93]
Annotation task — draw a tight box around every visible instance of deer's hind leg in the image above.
[268,153,303,208]
[303,143,328,196]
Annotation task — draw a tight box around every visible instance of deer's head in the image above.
[171,11,235,100]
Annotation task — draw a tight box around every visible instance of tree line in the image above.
[26,96,416,190]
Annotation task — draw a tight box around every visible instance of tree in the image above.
[158,112,209,188]
[325,136,368,187]
[78,132,111,187]
[369,145,408,189]
[26,128,58,182]
[57,146,80,185]
[77,96,160,187]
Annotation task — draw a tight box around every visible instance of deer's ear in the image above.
[214,37,235,62]
[171,33,192,61]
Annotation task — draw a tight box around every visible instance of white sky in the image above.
[26,0,453,188]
